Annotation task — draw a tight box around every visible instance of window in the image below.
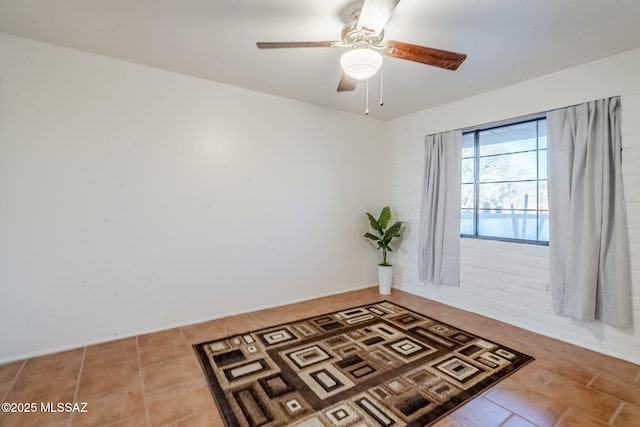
[461,118,548,244]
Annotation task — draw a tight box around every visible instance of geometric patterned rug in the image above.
[194,301,534,427]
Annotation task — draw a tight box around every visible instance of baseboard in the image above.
[395,283,640,365]
[0,283,378,365]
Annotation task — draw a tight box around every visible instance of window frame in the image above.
[461,115,549,246]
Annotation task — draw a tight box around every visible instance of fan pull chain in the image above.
[365,79,370,116]
[379,64,384,107]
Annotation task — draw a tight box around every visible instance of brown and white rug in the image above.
[194,301,533,427]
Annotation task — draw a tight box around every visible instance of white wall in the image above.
[3,32,638,366]
[385,49,640,364]
[0,34,385,363]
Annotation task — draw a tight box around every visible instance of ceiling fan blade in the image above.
[337,73,357,92]
[256,41,339,49]
[382,41,467,70]
[357,0,400,35]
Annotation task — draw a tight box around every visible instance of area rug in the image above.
[194,301,533,427]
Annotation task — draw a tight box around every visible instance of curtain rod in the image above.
[458,95,621,134]
[460,112,546,134]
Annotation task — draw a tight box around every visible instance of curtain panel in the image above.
[547,96,632,327]
[418,131,462,286]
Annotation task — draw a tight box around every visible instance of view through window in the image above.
[461,118,548,244]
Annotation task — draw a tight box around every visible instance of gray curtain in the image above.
[418,131,461,286]
[547,97,631,327]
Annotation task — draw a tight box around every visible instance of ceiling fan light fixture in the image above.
[357,0,400,36]
[340,48,382,80]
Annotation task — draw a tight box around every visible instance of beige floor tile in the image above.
[71,390,145,427]
[99,414,148,427]
[589,371,640,407]
[449,396,512,427]
[0,409,70,427]
[251,305,301,327]
[77,359,141,400]
[431,416,464,427]
[0,360,25,399]
[575,348,640,380]
[1,287,638,427]
[555,407,611,427]
[214,313,263,336]
[180,319,228,344]
[173,409,226,427]
[500,363,556,392]
[5,348,83,402]
[138,329,190,368]
[145,379,212,426]
[485,369,566,426]
[526,334,582,361]
[82,337,138,370]
[480,322,536,348]
[533,350,600,385]
[612,402,640,426]
[142,355,203,393]
[501,414,539,427]
[538,375,621,423]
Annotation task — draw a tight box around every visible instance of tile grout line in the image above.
[200,298,544,426]
[484,392,539,427]
[136,336,153,427]
[582,381,632,414]
[608,401,625,426]
[1,359,27,403]
[535,372,556,393]
[543,372,626,425]
[569,348,582,362]
[586,371,600,388]
[496,413,516,427]
[1,289,633,426]
[178,327,188,343]
[522,331,538,345]
[181,326,205,366]
[250,313,267,328]
[552,408,571,427]
[68,346,87,427]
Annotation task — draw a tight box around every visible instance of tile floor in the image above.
[1,287,639,426]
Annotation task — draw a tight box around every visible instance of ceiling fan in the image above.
[256,0,467,93]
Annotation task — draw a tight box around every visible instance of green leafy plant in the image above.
[364,206,402,267]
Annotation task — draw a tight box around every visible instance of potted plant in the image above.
[364,206,402,295]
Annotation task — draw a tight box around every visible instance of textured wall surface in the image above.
[385,49,640,363]
[0,34,385,363]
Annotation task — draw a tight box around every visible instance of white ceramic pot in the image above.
[377,265,393,295]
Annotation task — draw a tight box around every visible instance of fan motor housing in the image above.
[341,14,384,48]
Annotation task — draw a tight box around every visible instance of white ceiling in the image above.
[1,0,640,120]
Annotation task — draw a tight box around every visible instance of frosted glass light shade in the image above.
[340,49,382,80]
